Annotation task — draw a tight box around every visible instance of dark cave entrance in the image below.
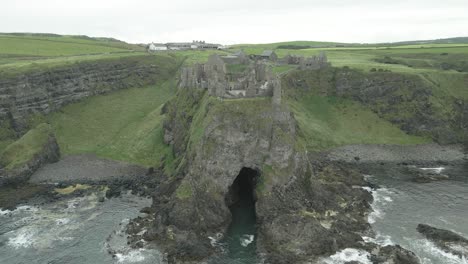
[224,167,259,261]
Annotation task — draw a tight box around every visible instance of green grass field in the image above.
[48,79,176,167]
[0,35,128,57]
[0,33,147,76]
[290,95,430,151]
[0,33,143,54]
[232,40,468,72]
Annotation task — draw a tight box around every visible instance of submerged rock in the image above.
[410,168,449,183]
[417,224,468,258]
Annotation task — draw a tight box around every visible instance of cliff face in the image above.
[284,68,468,145]
[147,88,374,263]
[0,55,177,134]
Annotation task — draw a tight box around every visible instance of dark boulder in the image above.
[417,224,468,258]
[370,244,420,264]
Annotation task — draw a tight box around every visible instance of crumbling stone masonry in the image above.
[179,54,282,101]
[281,51,330,70]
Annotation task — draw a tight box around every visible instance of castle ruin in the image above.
[179,54,282,102]
[282,51,330,70]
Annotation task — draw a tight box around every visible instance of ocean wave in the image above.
[319,248,372,264]
[7,228,37,249]
[420,167,445,174]
[362,233,394,246]
[240,234,254,247]
[115,249,146,263]
[410,238,468,264]
[55,218,71,225]
[368,187,394,224]
[0,205,39,216]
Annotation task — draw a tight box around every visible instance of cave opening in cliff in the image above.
[224,167,259,260]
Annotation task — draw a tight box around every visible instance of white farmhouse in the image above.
[148,43,168,51]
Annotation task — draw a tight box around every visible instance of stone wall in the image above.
[179,54,282,100]
[281,52,330,70]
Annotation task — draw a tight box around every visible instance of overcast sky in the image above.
[1,0,467,44]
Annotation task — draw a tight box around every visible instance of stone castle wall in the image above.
[179,54,282,101]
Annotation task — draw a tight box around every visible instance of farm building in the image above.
[259,50,278,61]
[147,43,167,51]
[167,41,221,50]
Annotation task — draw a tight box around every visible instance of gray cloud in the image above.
[1,0,467,44]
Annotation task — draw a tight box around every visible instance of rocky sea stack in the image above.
[143,87,372,263]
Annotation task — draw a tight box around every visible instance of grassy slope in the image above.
[49,79,176,167]
[290,96,429,151]
[0,123,52,170]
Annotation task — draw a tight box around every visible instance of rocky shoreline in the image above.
[1,142,466,263]
[30,154,150,184]
[0,154,158,210]
[326,143,467,165]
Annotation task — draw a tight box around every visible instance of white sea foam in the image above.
[411,238,468,264]
[319,248,372,264]
[136,228,147,236]
[368,188,394,224]
[363,174,373,181]
[8,229,36,249]
[0,208,11,216]
[208,233,224,247]
[240,234,254,247]
[115,249,146,263]
[420,167,445,174]
[362,233,394,246]
[55,218,71,225]
[66,197,83,210]
[0,205,38,216]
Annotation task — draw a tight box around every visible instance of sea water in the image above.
[0,191,163,264]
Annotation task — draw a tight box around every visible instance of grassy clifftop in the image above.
[0,34,138,57]
[0,33,147,76]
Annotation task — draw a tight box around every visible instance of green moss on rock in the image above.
[175,180,193,200]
